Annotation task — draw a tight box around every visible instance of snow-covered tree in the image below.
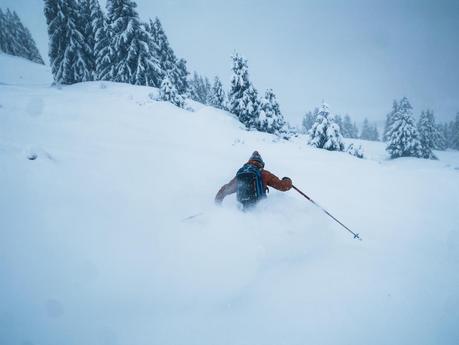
[341,114,358,138]
[383,100,399,141]
[433,123,448,150]
[93,2,112,80]
[385,97,423,159]
[175,58,189,95]
[347,143,364,158]
[417,110,439,159]
[228,53,260,129]
[257,89,285,134]
[0,8,44,64]
[44,0,92,84]
[148,17,183,90]
[308,102,345,151]
[450,113,459,150]
[159,75,184,108]
[302,108,318,133]
[105,0,160,85]
[334,115,343,132]
[78,0,97,78]
[360,118,372,140]
[189,72,211,104]
[360,118,379,141]
[209,76,226,110]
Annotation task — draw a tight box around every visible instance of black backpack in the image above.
[236,163,266,208]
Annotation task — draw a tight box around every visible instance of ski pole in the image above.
[292,185,362,241]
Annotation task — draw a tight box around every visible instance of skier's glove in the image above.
[282,177,292,190]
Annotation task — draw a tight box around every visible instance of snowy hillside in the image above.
[0,53,52,85]
[1,56,459,345]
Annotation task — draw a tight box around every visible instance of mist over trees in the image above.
[0,7,44,64]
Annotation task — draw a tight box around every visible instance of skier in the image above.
[215,151,292,209]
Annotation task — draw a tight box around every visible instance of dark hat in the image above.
[249,151,264,168]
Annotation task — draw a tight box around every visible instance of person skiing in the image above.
[215,151,292,209]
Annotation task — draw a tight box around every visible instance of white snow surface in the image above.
[1,55,459,345]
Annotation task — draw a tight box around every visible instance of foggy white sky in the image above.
[2,0,458,125]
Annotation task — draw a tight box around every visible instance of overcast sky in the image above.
[2,0,458,125]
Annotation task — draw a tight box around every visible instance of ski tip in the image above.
[354,233,362,241]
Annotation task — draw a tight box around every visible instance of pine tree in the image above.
[433,123,447,150]
[3,9,19,56]
[360,118,372,140]
[189,72,210,104]
[352,121,359,138]
[105,0,160,85]
[95,5,113,81]
[228,53,260,129]
[0,9,6,53]
[159,75,184,108]
[334,115,343,133]
[385,97,423,158]
[209,76,226,110]
[308,102,345,151]
[417,110,439,159]
[78,0,97,78]
[383,100,399,141]
[341,115,359,138]
[175,58,189,95]
[44,0,93,84]
[148,17,182,90]
[451,113,459,150]
[257,89,285,134]
[302,109,317,133]
[0,8,44,64]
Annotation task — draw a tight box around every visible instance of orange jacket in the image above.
[215,160,292,203]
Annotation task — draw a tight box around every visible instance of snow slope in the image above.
[1,56,459,345]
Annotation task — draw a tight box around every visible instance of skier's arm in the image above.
[215,177,237,204]
[263,170,292,191]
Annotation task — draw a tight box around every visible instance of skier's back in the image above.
[215,151,292,209]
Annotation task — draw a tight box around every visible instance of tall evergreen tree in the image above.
[3,9,20,56]
[0,9,6,53]
[417,110,438,159]
[94,3,113,81]
[105,0,159,85]
[257,89,285,134]
[385,97,423,158]
[78,0,96,78]
[209,76,226,110]
[44,0,93,84]
[189,72,210,104]
[383,100,399,141]
[175,58,189,95]
[450,113,459,150]
[352,121,359,138]
[360,118,372,140]
[371,125,380,141]
[308,102,344,151]
[0,8,44,64]
[434,123,448,150]
[228,53,260,129]
[360,118,379,141]
[302,108,318,133]
[334,115,343,133]
[148,17,182,90]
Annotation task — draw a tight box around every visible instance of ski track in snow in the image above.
[1,54,459,345]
